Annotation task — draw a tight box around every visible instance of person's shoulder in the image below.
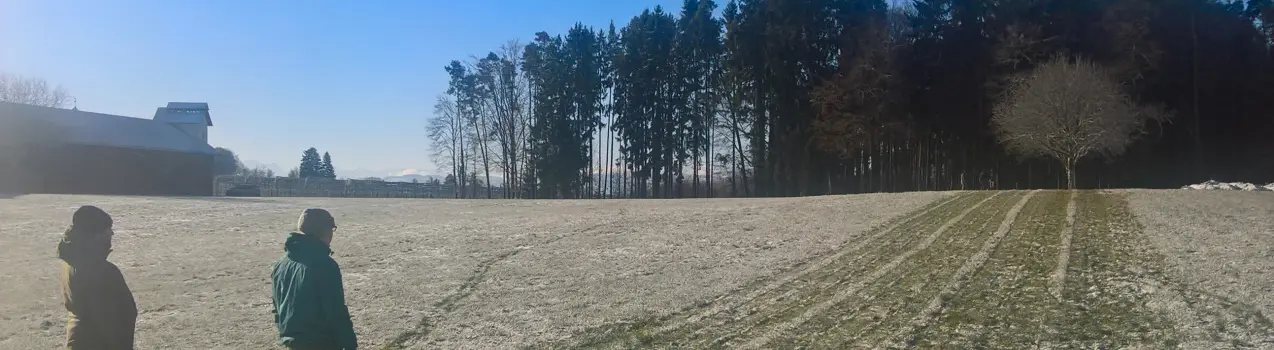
[313,254,341,271]
[63,261,125,285]
[101,261,126,276]
[68,260,124,274]
[278,253,340,270]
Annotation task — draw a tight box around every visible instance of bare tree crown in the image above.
[0,73,73,108]
[992,56,1165,164]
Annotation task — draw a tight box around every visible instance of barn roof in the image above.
[0,101,216,155]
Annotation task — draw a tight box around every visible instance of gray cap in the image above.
[297,208,336,236]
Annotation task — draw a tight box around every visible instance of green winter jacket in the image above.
[271,233,357,350]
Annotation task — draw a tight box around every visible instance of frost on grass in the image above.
[0,192,948,350]
[540,191,994,349]
[6,190,1265,349]
[660,193,969,335]
[539,190,1274,349]
[1127,190,1274,348]
[1048,190,1078,301]
[548,191,1033,349]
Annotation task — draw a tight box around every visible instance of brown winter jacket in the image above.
[58,237,138,350]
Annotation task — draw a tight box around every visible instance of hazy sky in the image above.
[1,0,682,177]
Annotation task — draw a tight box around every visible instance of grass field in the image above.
[1,190,1271,349]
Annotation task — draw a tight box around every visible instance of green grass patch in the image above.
[1049,191,1181,348]
[775,191,1024,348]
[909,190,1069,348]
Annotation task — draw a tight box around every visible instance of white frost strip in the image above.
[656,192,971,334]
[737,191,1006,350]
[881,190,1038,348]
[1048,190,1078,301]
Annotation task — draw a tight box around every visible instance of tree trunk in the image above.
[607,103,615,199]
[451,117,460,199]
[705,113,713,198]
[1064,158,1077,190]
[733,156,740,197]
[730,110,749,196]
[1191,7,1204,182]
[458,115,467,198]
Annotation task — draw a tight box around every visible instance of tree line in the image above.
[428,0,1274,199]
[212,147,278,179]
[220,147,340,180]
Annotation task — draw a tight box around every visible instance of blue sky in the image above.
[1,0,683,177]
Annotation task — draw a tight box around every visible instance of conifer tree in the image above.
[298,148,323,179]
[321,152,336,179]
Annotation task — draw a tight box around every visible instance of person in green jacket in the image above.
[58,205,138,350]
[271,208,357,350]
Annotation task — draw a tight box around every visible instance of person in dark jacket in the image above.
[58,205,138,350]
[271,208,357,350]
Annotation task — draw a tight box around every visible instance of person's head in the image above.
[296,208,337,245]
[58,205,115,261]
[68,205,114,245]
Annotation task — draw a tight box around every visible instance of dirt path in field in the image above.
[544,190,1274,349]
[382,220,617,350]
[382,247,526,349]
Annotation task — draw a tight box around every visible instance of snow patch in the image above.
[1180,180,1274,191]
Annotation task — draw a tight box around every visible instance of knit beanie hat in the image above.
[68,205,113,237]
[297,208,336,236]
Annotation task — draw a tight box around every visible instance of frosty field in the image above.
[1,190,1271,349]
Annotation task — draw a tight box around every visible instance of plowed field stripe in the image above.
[657,192,973,335]
[738,191,1007,349]
[883,190,1039,348]
[1049,190,1078,301]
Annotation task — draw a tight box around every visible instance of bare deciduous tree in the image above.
[213,147,245,176]
[993,56,1168,189]
[479,41,529,198]
[239,166,275,179]
[427,95,465,197]
[0,73,73,108]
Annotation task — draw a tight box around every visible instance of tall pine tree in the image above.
[321,152,336,179]
[298,148,322,179]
